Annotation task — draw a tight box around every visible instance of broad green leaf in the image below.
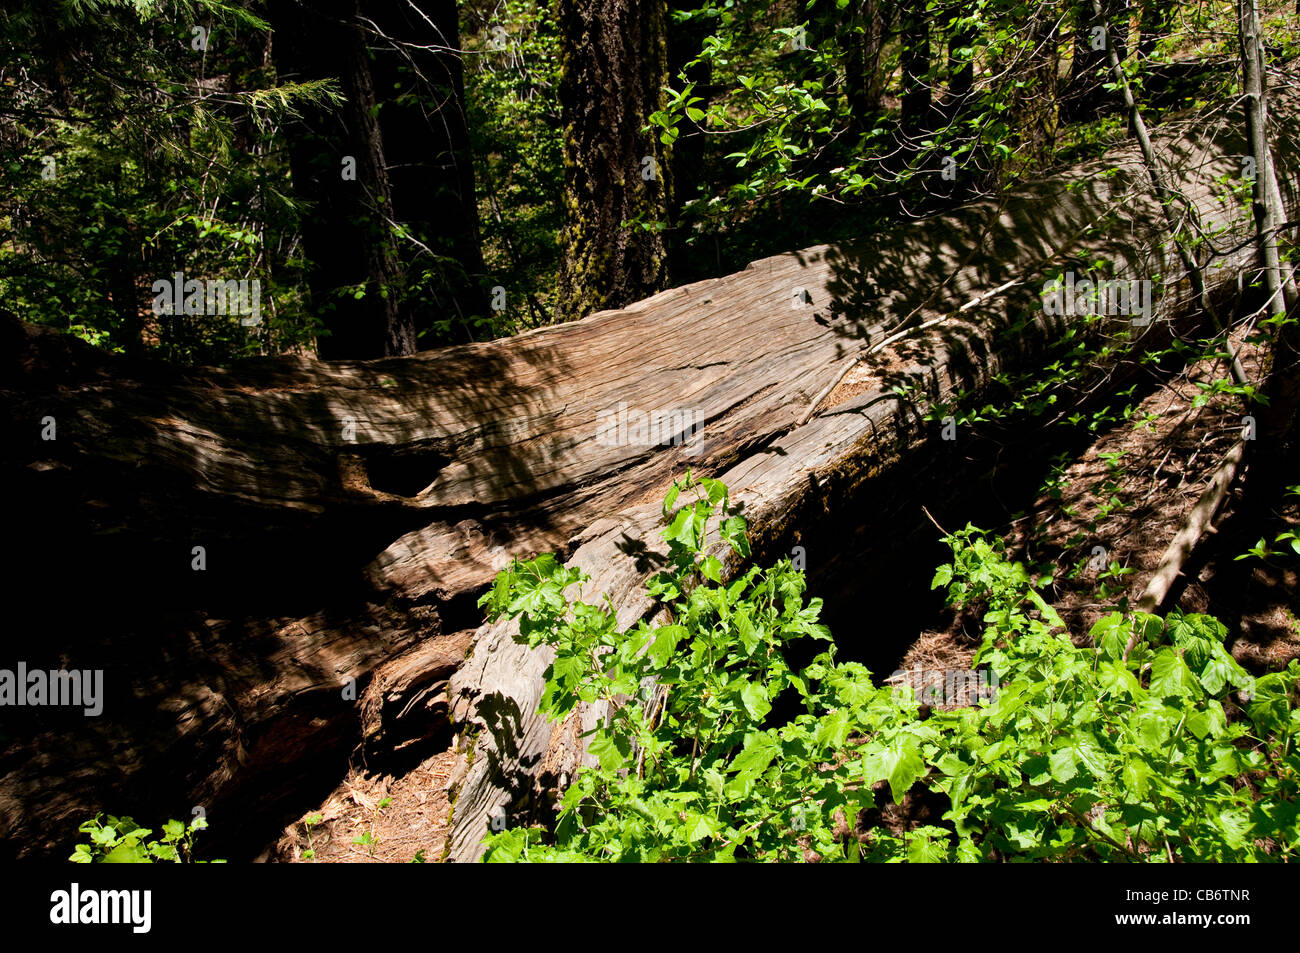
[684,812,719,843]
[648,625,687,668]
[817,707,852,748]
[1048,748,1077,784]
[864,739,926,803]
[1149,650,1200,699]
[740,683,771,721]
[588,730,630,772]
[1122,758,1150,800]
[1097,660,1143,699]
[731,733,780,782]
[102,841,151,863]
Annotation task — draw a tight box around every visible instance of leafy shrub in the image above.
[70,813,222,863]
[479,473,1299,862]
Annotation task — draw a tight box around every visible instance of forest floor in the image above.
[273,749,458,863]
[891,328,1300,705]
[273,329,1300,863]
[863,327,1300,845]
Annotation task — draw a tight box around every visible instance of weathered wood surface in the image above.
[0,100,1293,860]
[440,108,1300,860]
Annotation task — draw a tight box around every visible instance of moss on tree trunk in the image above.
[553,0,671,323]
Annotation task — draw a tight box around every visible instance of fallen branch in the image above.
[1125,440,1246,658]
[797,276,1026,427]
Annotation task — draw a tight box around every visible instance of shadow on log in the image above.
[0,95,1295,860]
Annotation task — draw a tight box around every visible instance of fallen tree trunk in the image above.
[0,97,1295,861]
[441,103,1300,860]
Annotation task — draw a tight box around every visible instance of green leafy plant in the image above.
[479,470,880,861]
[933,531,1295,861]
[1236,485,1300,563]
[1095,559,1136,602]
[301,812,324,861]
[70,813,222,863]
[352,830,377,857]
[479,474,1300,862]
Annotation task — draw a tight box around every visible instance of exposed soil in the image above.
[272,749,459,863]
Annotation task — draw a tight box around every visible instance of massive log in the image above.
[0,100,1295,860]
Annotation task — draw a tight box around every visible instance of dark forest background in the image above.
[4,0,1294,363]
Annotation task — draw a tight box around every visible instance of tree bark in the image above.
[268,0,412,359]
[1011,4,1062,165]
[1238,0,1300,470]
[104,214,145,360]
[946,15,975,106]
[553,0,671,323]
[1062,0,1128,123]
[366,0,488,344]
[844,0,889,129]
[1239,0,1297,320]
[899,4,932,134]
[665,0,713,279]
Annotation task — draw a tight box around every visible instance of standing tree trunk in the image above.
[103,195,146,359]
[1062,0,1128,122]
[1012,3,1063,165]
[367,0,487,345]
[898,4,932,134]
[665,0,712,282]
[106,250,144,360]
[269,0,412,359]
[1238,0,1300,463]
[946,16,975,106]
[845,0,889,132]
[553,0,671,323]
[887,1,933,189]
